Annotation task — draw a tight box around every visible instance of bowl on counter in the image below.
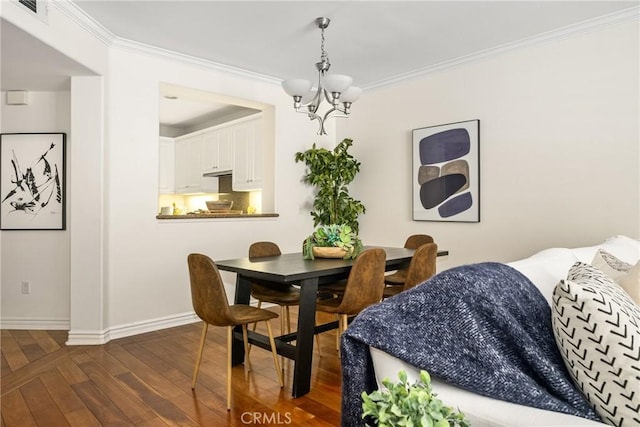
[206,200,234,211]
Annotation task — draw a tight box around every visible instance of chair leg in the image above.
[251,300,262,332]
[336,315,342,351]
[226,326,233,410]
[337,314,348,356]
[285,306,292,334]
[242,324,251,373]
[265,321,284,388]
[280,305,286,336]
[192,322,208,389]
[314,313,322,355]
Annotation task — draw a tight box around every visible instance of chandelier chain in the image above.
[320,26,328,70]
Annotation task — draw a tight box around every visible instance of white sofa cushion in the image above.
[370,347,607,426]
[552,263,640,426]
[508,248,580,304]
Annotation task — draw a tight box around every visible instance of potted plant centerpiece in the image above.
[303,223,363,259]
[295,138,366,259]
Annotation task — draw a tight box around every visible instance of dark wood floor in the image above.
[1,310,343,426]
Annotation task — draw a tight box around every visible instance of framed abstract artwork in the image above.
[412,120,480,222]
[0,133,66,230]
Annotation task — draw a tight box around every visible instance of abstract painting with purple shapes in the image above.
[412,120,479,222]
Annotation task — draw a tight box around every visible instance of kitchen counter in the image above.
[156,212,279,220]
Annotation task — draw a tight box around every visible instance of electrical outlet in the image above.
[21,281,30,294]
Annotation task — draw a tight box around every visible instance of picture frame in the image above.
[0,133,66,230]
[412,120,480,222]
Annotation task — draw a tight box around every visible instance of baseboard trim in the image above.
[0,318,70,330]
[108,312,200,341]
[65,312,201,345]
[3,308,269,345]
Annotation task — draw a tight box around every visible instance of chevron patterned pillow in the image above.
[552,262,640,426]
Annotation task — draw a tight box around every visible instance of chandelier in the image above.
[282,17,362,135]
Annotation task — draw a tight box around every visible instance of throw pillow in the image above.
[592,249,640,305]
[552,262,640,426]
[617,262,640,305]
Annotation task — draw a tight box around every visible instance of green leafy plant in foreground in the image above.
[303,224,363,260]
[362,370,470,427]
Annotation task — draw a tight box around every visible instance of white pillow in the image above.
[617,262,640,305]
[572,235,639,265]
[598,235,640,264]
[552,263,640,426]
[592,249,640,305]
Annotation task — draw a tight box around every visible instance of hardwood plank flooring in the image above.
[1,310,344,426]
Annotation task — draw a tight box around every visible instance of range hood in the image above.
[203,170,232,177]
[201,173,234,193]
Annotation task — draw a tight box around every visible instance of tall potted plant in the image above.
[295,138,366,259]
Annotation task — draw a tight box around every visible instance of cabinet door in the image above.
[250,120,263,188]
[174,138,189,193]
[159,137,175,194]
[217,129,233,171]
[232,119,263,191]
[175,134,204,193]
[203,128,233,174]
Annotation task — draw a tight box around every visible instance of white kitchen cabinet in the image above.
[202,128,233,174]
[175,134,219,194]
[158,137,175,194]
[232,118,263,191]
[174,134,203,193]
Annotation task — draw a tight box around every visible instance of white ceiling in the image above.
[2,1,638,127]
[71,0,638,88]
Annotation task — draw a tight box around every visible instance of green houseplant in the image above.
[294,138,366,233]
[362,370,470,427]
[295,138,366,259]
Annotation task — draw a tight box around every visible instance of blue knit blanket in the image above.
[341,262,600,426]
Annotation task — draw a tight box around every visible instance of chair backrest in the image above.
[404,234,434,249]
[404,243,438,291]
[249,241,282,259]
[187,253,235,327]
[336,248,386,315]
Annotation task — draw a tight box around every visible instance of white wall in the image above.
[102,48,325,336]
[0,91,71,328]
[341,20,639,270]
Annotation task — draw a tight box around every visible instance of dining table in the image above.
[215,245,449,397]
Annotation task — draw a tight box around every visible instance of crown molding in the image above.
[53,1,638,91]
[53,0,115,45]
[363,6,640,91]
[111,37,281,85]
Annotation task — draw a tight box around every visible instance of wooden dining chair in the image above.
[187,253,283,410]
[383,242,438,299]
[249,242,300,335]
[316,248,386,350]
[384,234,434,287]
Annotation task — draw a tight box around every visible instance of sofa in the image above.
[341,235,639,426]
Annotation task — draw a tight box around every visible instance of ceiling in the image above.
[2,1,638,127]
[72,0,638,88]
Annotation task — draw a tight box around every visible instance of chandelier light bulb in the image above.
[340,86,362,104]
[282,79,313,97]
[323,74,352,94]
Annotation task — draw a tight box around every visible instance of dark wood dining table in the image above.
[215,245,449,397]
